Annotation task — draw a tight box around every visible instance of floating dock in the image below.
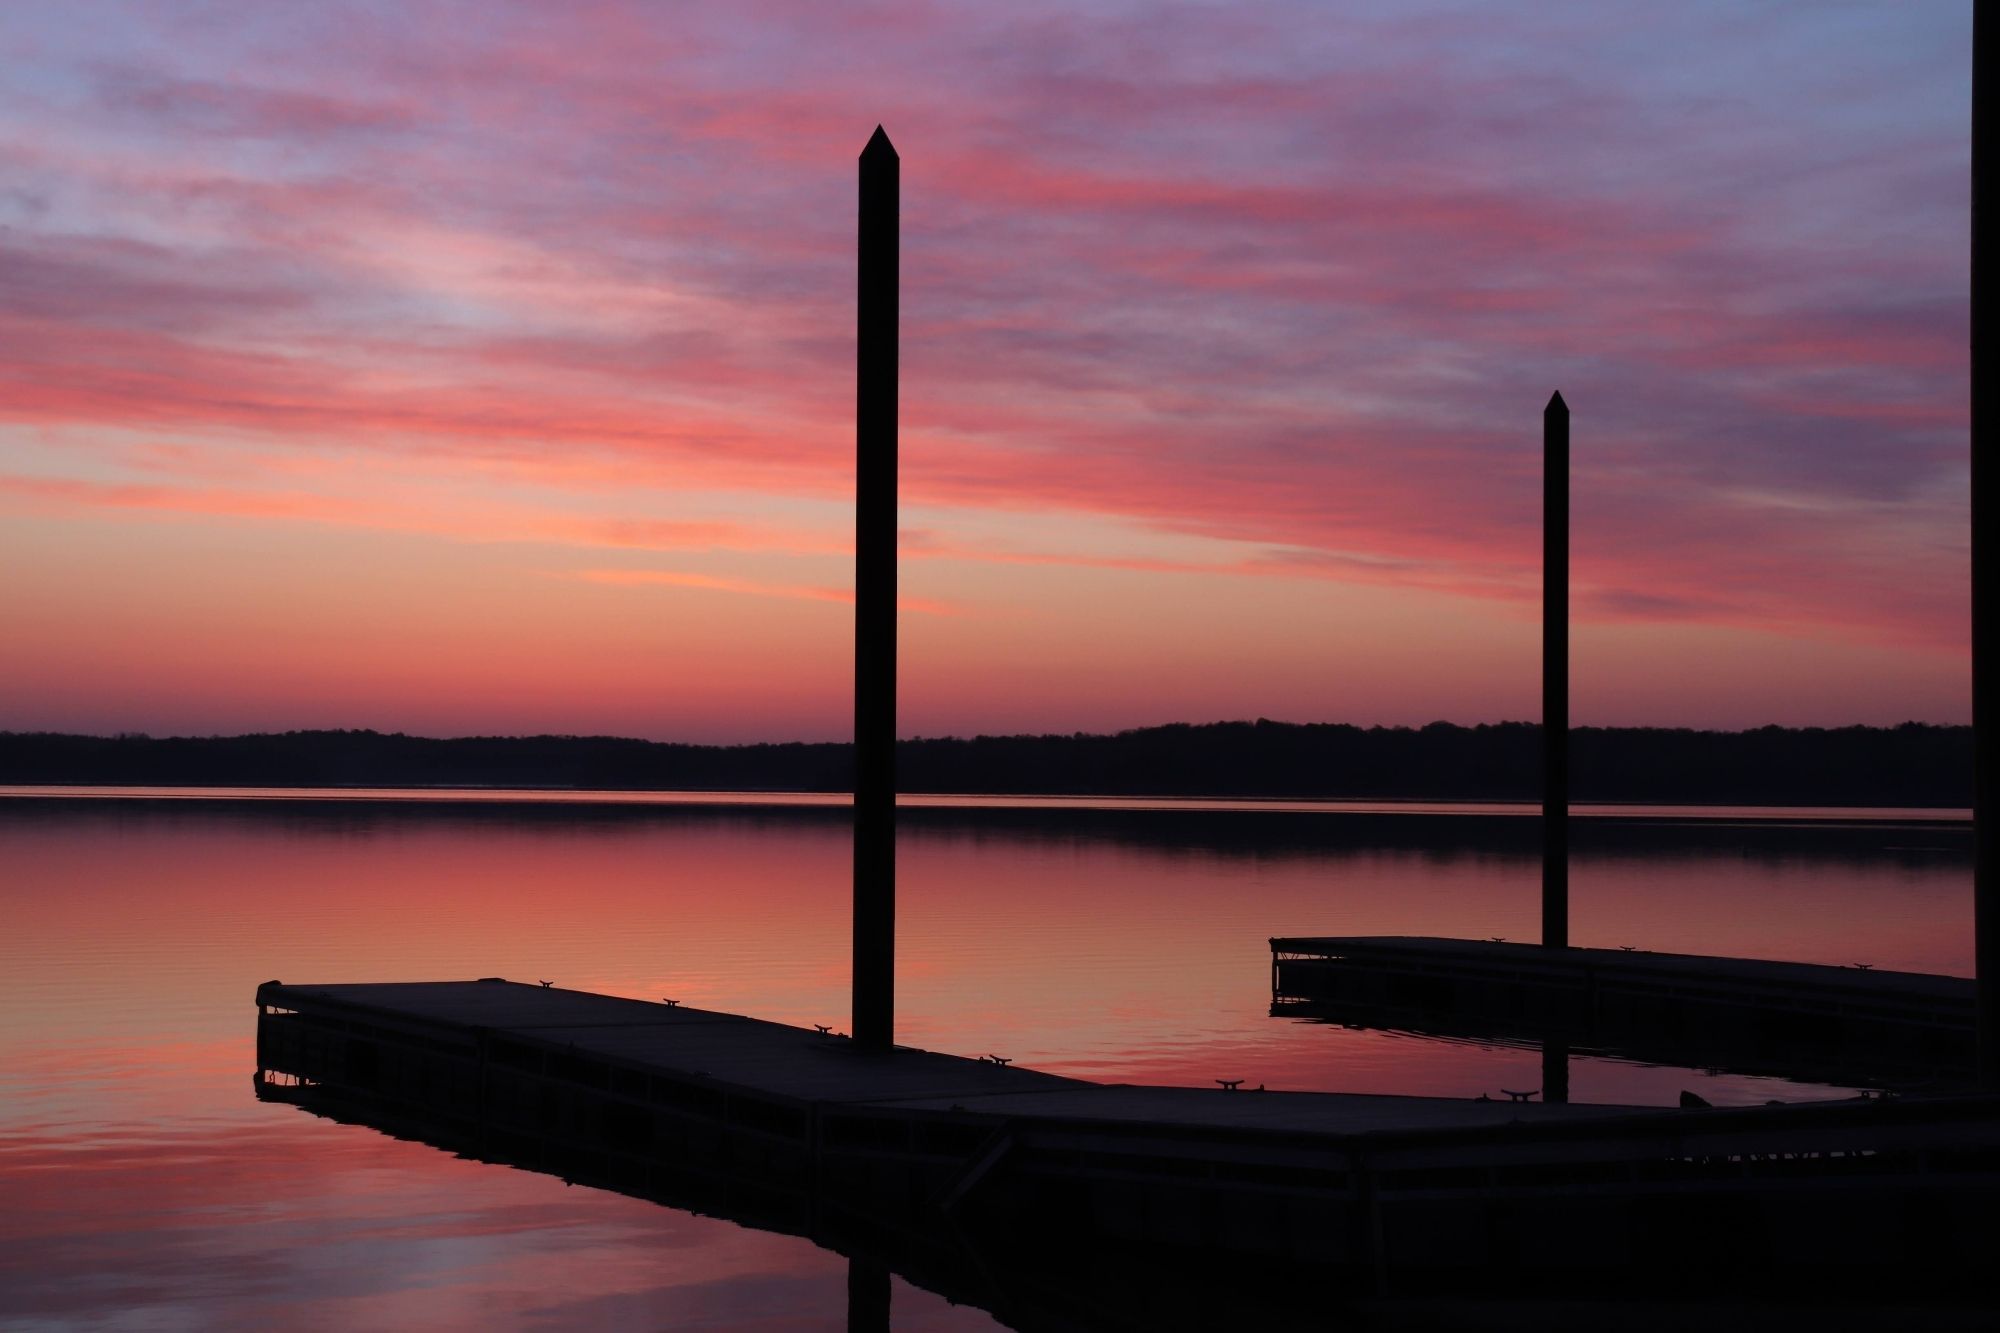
[1271,936,1977,1088]
[258,978,1999,1298]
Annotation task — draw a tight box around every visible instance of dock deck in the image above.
[256,977,2000,1298]
[258,978,1642,1134]
[1271,936,1976,1087]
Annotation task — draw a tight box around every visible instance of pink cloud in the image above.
[571,567,955,615]
[0,0,1969,731]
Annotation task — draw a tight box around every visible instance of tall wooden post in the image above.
[1975,9,1996,1088]
[1544,391,1570,953]
[853,127,899,1052]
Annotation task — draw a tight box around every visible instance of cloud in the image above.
[0,0,1970,727]
[568,567,956,615]
[94,67,421,139]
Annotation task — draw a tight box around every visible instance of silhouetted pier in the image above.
[258,977,1999,1296]
[1273,936,1977,1087]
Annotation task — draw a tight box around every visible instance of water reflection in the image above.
[0,795,1973,1327]
[1276,990,1973,1094]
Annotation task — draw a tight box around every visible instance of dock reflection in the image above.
[253,1074,1351,1332]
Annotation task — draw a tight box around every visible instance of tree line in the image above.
[0,720,1970,806]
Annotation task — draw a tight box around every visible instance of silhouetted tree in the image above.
[0,721,1970,806]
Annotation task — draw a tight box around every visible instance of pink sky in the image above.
[0,2,1970,741]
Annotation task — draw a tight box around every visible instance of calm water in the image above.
[0,793,1972,1329]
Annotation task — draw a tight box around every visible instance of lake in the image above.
[0,792,1972,1329]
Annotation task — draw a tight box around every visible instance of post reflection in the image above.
[848,1258,890,1333]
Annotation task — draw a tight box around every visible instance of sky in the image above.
[0,1,1971,743]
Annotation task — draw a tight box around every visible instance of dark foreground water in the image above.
[0,792,1972,1329]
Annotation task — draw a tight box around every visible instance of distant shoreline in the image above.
[0,721,1972,807]
[0,783,1973,824]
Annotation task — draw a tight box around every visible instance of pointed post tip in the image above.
[1546,389,1568,413]
[861,125,898,160]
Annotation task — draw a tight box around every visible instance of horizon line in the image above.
[0,717,1973,747]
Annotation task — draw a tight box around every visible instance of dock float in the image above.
[256,978,2000,1298]
[1271,936,1977,1088]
